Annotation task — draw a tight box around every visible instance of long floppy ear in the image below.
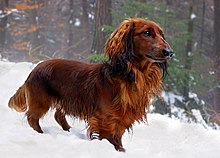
[104,19,134,60]
[105,19,135,83]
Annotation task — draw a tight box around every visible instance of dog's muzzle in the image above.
[162,48,173,58]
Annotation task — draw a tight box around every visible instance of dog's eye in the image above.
[143,31,151,37]
[162,34,166,40]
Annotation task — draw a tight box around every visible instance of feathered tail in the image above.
[8,85,27,112]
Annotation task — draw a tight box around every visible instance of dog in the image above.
[8,18,173,152]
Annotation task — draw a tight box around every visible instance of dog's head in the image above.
[105,18,173,79]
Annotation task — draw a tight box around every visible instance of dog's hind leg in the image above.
[54,108,71,131]
[26,104,50,133]
[25,89,50,133]
[26,112,43,133]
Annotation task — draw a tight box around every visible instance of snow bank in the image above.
[0,61,220,158]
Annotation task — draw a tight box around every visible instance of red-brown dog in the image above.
[9,18,173,152]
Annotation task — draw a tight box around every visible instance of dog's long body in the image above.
[8,18,173,151]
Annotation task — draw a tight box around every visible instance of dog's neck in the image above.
[113,60,163,121]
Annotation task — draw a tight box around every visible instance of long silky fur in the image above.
[8,18,169,151]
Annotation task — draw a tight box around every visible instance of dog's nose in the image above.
[163,48,173,57]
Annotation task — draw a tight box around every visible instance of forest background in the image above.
[0,0,220,127]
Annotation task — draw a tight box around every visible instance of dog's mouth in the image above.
[145,54,170,63]
[145,49,174,62]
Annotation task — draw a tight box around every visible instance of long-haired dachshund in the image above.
[8,18,173,152]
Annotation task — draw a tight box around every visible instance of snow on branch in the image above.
[0,8,20,19]
[190,13,196,20]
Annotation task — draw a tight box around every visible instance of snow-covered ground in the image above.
[0,60,220,158]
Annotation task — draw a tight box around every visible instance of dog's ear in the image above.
[106,19,135,83]
[123,21,134,61]
[104,19,134,60]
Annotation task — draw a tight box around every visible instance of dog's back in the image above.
[8,59,106,133]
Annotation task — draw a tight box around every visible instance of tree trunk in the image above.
[199,0,205,52]
[183,3,195,104]
[29,0,41,62]
[213,0,220,113]
[64,0,74,59]
[91,0,112,54]
[214,0,220,60]
[81,0,90,53]
[0,0,9,58]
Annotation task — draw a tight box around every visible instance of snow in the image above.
[189,92,199,103]
[0,12,8,18]
[0,9,19,18]
[88,13,94,20]
[194,42,198,48]
[0,61,220,158]
[74,18,81,27]
[191,109,209,128]
[187,51,192,56]
[209,71,215,75]
[47,38,55,44]
[11,9,19,13]
[162,92,183,105]
[190,13,196,20]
